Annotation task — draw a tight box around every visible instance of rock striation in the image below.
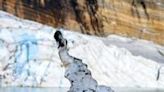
[0,0,163,45]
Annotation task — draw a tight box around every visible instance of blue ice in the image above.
[14,33,38,75]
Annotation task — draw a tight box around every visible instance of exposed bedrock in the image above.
[0,0,164,45]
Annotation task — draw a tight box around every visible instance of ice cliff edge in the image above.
[54,30,114,92]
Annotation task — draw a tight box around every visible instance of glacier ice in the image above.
[0,11,164,89]
[55,30,113,92]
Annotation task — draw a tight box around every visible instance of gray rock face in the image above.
[55,30,114,92]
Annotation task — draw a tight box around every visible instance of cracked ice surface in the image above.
[0,35,68,87]
[0,11,164,88]
[0,11,69,87]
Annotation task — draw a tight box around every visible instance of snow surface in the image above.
[0,11,164,88]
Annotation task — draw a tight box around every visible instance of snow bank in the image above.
[0,11,164,88]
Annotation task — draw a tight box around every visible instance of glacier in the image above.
[54,30,113,92]
[0,11,164,89]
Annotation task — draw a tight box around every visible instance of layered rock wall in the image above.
[0,0,163,45]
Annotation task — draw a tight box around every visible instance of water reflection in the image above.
[0,87,69,92]
[0,87,164,92]
[113,87,164,92]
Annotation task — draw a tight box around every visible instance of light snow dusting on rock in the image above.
[0,11,164,89]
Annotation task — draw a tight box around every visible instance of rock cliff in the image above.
[0,0,163,45]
